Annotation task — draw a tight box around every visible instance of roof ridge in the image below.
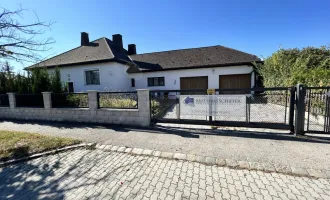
[133,45,221,56]
[28,37,107,68]
[216,45,259,58]
[133,45,258,59]
[103,37,115,58]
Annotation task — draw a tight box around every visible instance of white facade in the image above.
[48,62,131,92]
[129,65,255,90]
[49,62,255,92]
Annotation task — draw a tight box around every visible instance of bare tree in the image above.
[0,6,55,65]
[1,61,13,74]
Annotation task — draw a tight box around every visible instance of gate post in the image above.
[208,95,213,122]
[295,84,306,135]
[87,90,99,110]
[288,87,295,133]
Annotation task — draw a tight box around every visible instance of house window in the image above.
[131,78,135,87]
[148,77,165,86]
[85,69,100,85]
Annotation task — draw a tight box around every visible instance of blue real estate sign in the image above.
[180,95,246,117]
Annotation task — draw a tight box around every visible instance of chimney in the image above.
[112,34,123,50]
[128,44,136,55]
[81,32,89,46]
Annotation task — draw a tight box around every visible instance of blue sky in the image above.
[2,0,330,71]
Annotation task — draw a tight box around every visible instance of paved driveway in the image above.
[0,120,330,170]
[1,149,329,200]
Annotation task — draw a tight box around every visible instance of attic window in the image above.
[85,69,100,85]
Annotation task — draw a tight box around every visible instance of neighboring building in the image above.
[28,32,262,92]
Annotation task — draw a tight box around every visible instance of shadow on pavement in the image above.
[1,119,330,144]
[0,149,146,199]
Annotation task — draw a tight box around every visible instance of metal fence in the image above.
[0,94,9,107]
[305,88,329,115]
[15,94,44,108]
[51,93,89,108]
[150,87,294,130]
[248,89,291,124]
[98,92,138,109]
[305,87,330,133]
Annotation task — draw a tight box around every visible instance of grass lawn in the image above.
[0,130,81,161]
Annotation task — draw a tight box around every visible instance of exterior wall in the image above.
[49,63,255,92]
[129,65,255,90]
[48,62,131,92]
[1,91,150,127]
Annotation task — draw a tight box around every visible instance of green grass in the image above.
[0,130,81,160]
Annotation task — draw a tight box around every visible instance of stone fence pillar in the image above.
[7,93,16,109]
[137,89,150,126]
[42,92,52,109]
[87,91,98,110]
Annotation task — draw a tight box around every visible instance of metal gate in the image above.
[305,87,330,134]
[150,87,295,130]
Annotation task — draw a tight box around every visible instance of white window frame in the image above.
[83,68,101,85]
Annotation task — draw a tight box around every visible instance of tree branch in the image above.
[0,6,55,64]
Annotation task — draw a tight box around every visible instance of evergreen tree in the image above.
[50,67,63,93]
[30,68,51,93]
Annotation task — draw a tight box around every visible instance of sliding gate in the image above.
[150,87,295,130]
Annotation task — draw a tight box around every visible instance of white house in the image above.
[29,32,262,92]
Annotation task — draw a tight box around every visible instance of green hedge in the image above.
[256,46,330,87]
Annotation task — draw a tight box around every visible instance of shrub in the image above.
[151,100,161,115]
[256,46,330,87]
[66,94,88,107]
[99,93,138,108]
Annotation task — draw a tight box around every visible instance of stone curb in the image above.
[95,144,330,179]
[0,143,94,167]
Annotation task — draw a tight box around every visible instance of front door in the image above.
[67,82,74,93]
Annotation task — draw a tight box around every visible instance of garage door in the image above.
[180,76,208,94]
[219,74,251,94]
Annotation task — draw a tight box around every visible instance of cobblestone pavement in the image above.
[1,120,330,171]
[1,149,330,200]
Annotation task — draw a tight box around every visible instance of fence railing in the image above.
[15,94,44,108]
[51,93,89,108]
[98,92,138,109]
[305,88,329,115]
[0,94,9,107]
